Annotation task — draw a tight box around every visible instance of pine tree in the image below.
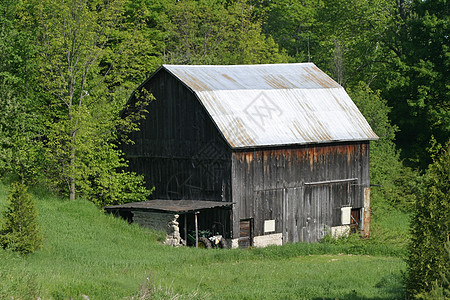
[0,182,43,254]
[408,141,450,297]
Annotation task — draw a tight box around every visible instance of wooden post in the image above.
[184,214,187,245]
[362,188,371,237]
[282,188,287,245]
[195,211,199,248]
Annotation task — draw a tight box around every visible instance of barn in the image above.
[109,63,378,248]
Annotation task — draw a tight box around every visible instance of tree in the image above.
[315,0,395,87]
[0,0,43,182]
[348,83,420,211]
[407,140,449,297]
[375,0,449,169]
[259,0,395,86]
[159,0,288,65]
[31,0,152,204]
[224,0,288,64]
[257,0,321,62]
[0,182,43,254]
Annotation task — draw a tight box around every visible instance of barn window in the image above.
[341,206,352,225]
[264,219,275,233]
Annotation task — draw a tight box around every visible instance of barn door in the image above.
[283,187,303,244]
[300,181,355,242]
[238,219,253,248]
[300,185,330,243]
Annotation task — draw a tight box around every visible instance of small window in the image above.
[341,207,352,225]
[264,220,275,233]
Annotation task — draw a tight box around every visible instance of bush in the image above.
[407,141,449,297]
[0,182,43,254]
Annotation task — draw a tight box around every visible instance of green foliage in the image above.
[0,0,43,182]
[376,0,449,169]
[0,182,42,254]
[43,101,151,206]
[256,0,319,62]
[407,141,450,297]
[260,0,394,86]
[160,0,288,65]
[0,83,41,182]
[25,0,154,204]
[348,83,420,211]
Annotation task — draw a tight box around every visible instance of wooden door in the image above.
[238,219,253,248]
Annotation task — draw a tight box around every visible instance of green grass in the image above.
[0,182,408,299]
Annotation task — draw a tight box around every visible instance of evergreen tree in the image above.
[0,182,43,254]
[408,140,450,296]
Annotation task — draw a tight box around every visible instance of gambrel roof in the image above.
[154,63,378,148]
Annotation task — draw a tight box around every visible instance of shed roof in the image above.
[105,200,233,214]
[159,63,378,148]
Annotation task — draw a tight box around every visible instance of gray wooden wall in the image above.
[231,142,370,243]
[123,70,232,202]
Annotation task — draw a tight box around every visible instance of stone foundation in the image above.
[331,225,350,237]
[253,233,283,247]
[231,233,283,248]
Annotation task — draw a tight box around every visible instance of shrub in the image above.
[0,182,43,254]
[407,141,449,297]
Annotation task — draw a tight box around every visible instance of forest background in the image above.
[0,0,448,297]
[0,0,448,205]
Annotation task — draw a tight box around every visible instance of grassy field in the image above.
[0,183,409,299]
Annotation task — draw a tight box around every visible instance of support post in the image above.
[282,188,287,245]
[362,188,371,237]
[195,211,199,248]
[184,214,187,245]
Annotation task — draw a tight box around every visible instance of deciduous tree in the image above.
[160,0,288,65]
[32,0,152,205]
[377,0,449,169]
[0,0,42,182]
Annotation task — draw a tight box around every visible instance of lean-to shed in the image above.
[120,63,378,248]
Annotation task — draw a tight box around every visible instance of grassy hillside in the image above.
[0,183,408,299]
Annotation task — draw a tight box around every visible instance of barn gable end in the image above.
[123,68,232,202]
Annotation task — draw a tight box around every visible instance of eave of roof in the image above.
[105,200,233,214]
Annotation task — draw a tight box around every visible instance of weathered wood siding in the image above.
[231,142,370,243]
[123,70,232,201]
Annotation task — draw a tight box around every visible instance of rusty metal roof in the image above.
[105,200,233,213]
[163,63,378,148]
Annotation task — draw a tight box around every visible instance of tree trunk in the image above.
[69,108,76,201]
[69,176,76,201]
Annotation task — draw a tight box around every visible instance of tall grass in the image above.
[0,182,408,299]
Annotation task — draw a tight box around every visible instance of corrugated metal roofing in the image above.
[162,63,378,148]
